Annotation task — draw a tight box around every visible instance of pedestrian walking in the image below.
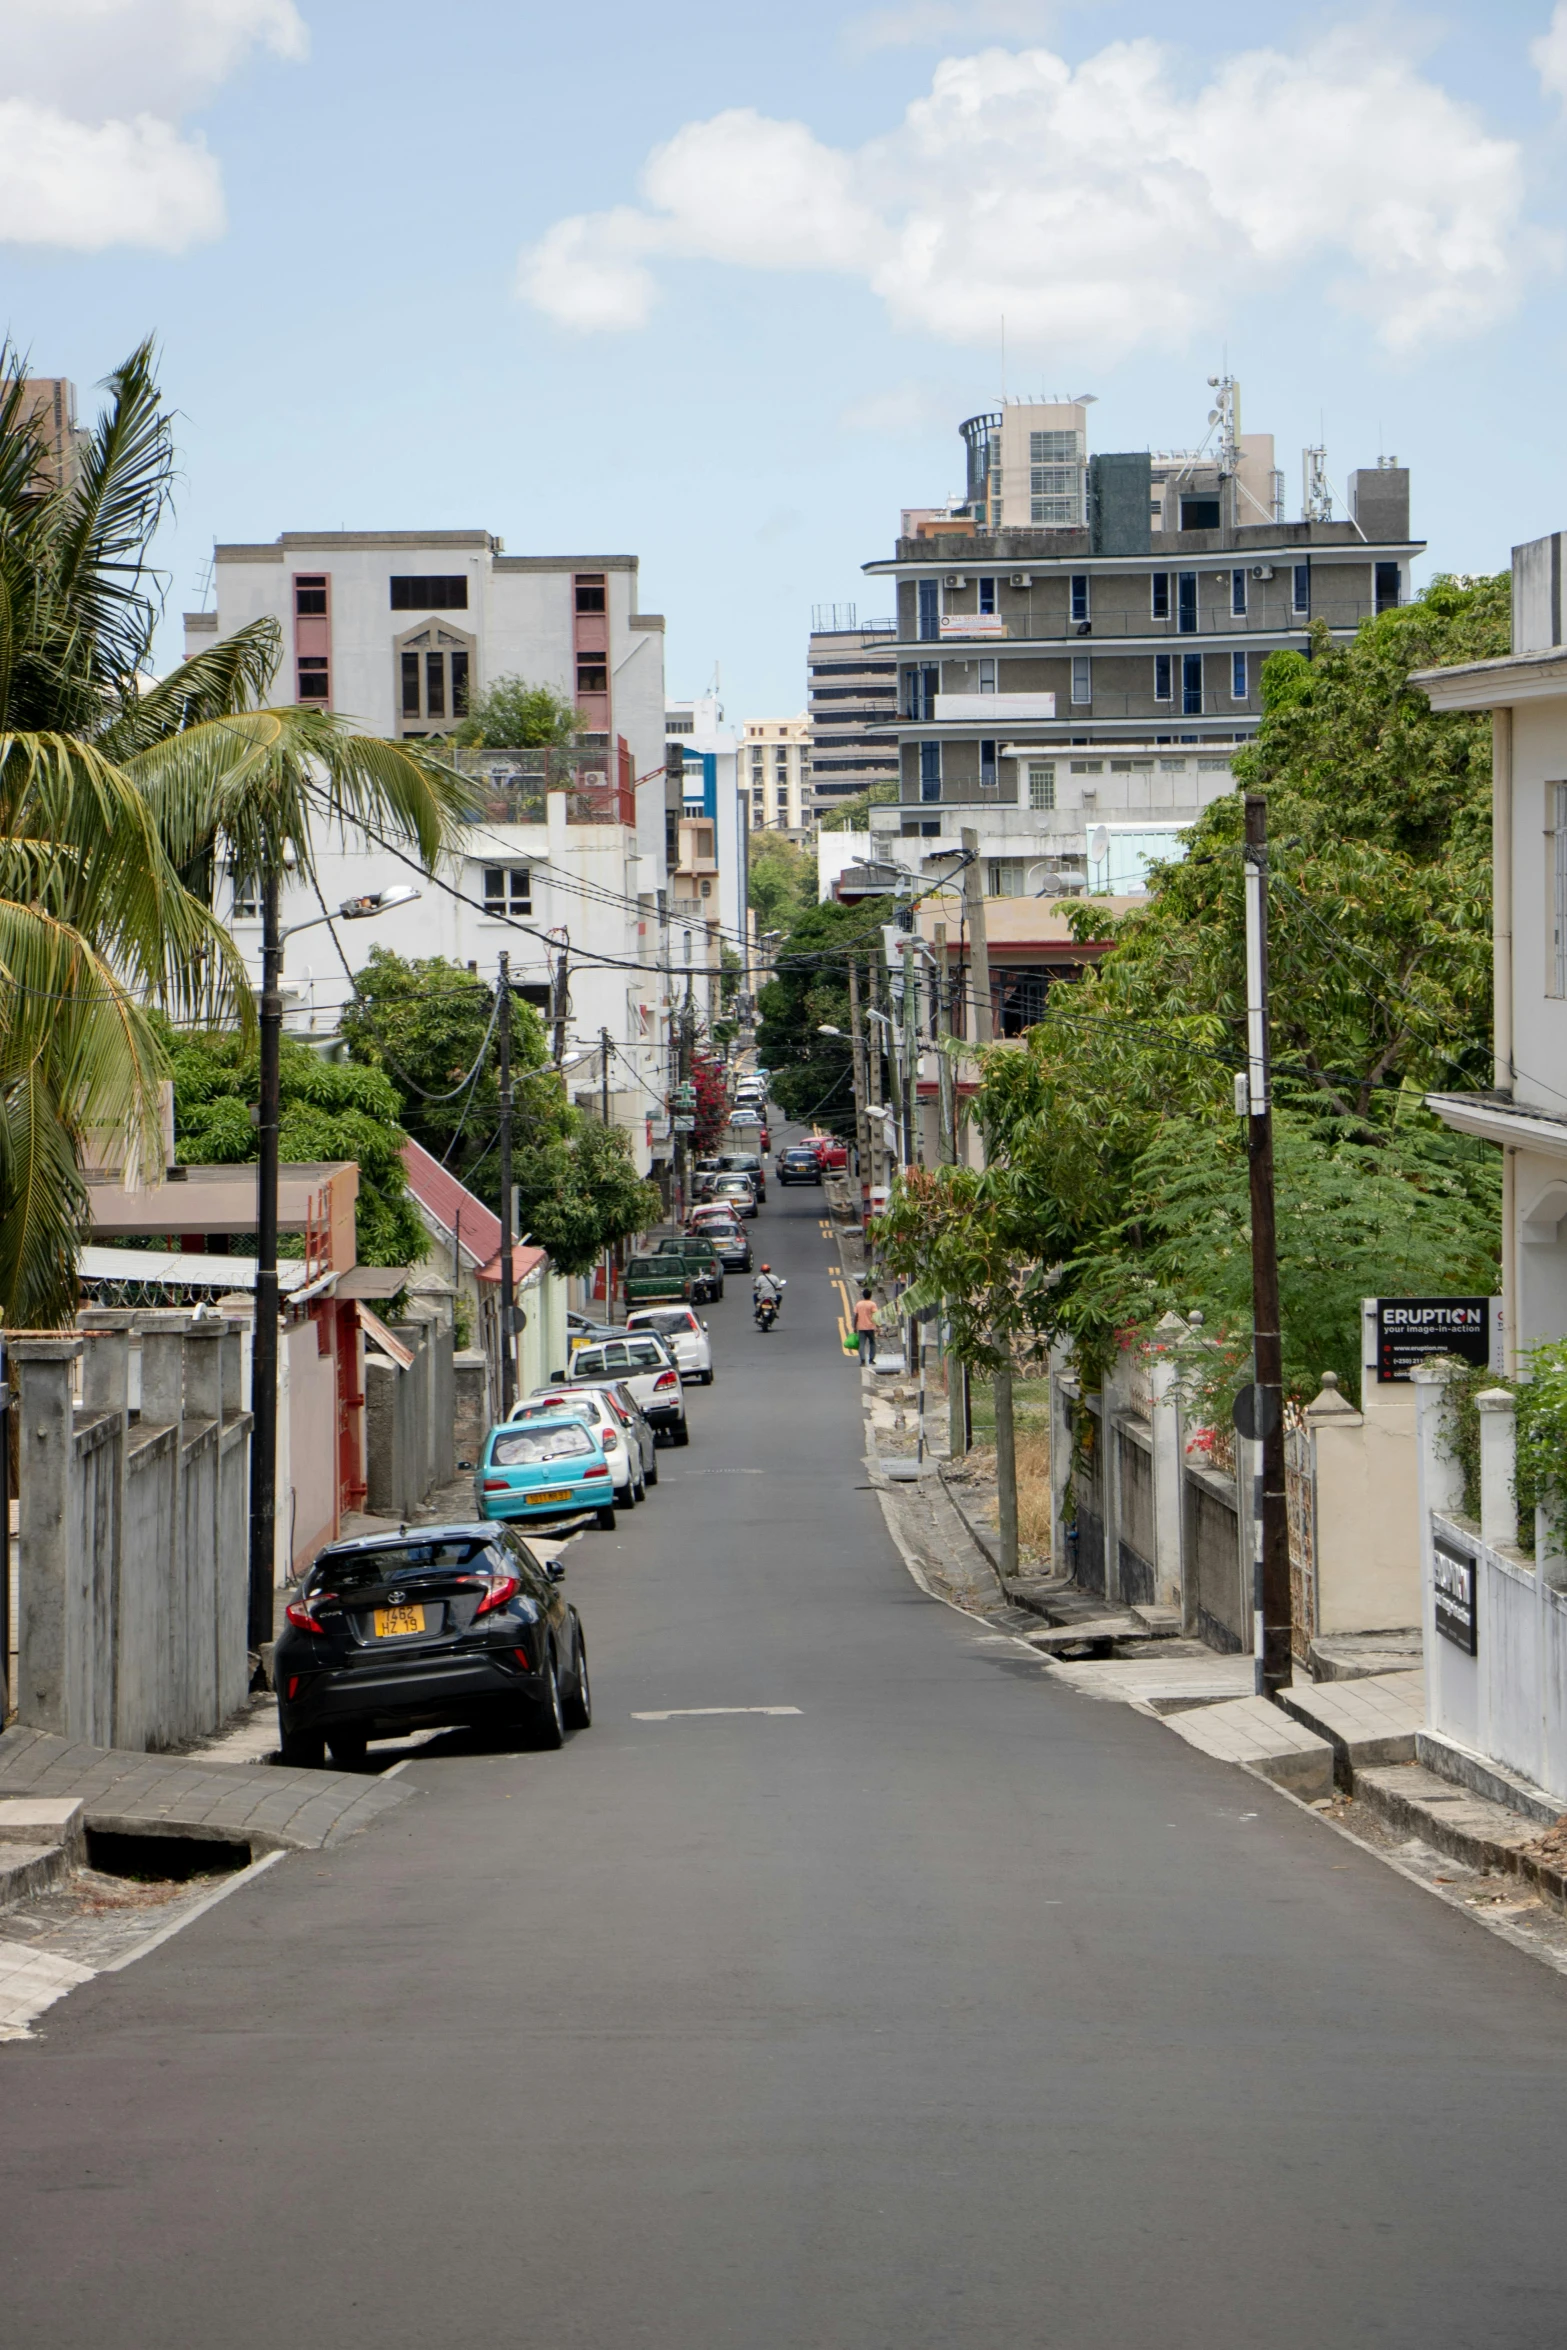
[853,1287,880,1365]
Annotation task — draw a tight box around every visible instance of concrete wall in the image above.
[15,1312,251,1751]
[285,1316,338,1571]
[364,1316,456,1519]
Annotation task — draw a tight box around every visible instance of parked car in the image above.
[651,1231,725,1300]
[566,1312,626,1356]
[274,1522,590,1765]
[777,1143,824,1186]
[626,1305,713,1384]
[710,1149,766,1203]
[809,1133,849,1172]
[506,1389,645,1506]
[563,1333,689,1444]
[476,1412,619,1532]
[532,1378,658,1487]
[726,1110,769,1150]
[687,1210,751,1271]
[624,1251,696,1309]
[708,1172,758,1219]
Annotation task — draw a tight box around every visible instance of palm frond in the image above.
[0,1063,91,1328]
[99,617,282,761]
[53,338,175,692]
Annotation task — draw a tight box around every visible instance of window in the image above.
[917,580,941,641]
[1231,568,1247,617]
[1070,574,1090,624]
[577,658,608,694]
[1031,490,1079,525]
[1553,785,1567,997]
[1182,653,1203,716]
[980,738,998,790]
[919,742,942,801]
[1292,564,1310,616]
[1070,759,1103,774]
[297,655,329,701]
[1110,758,1153,773]
[1151,573,1170,621]
[389,576,467,609]
[574,574,606,613]
[483,866,533,917]
[1030,429,1079,463]
[978,577,997,615]
[1154,652,1172,702]
[978,658,997,694]
[425,651,445,720]
[1177,572,1197,634]
[1028,762,1056,810]
[294,575,327,616]
[397,624,473,731]
[1198,757,1232,772]
[1159,757,1187,772]
[1180,496,1221,530]
[905,664,938,720]
[1071,653,1092,705]
[230,875,260,920]
[1375,561,1401,614]
[1231,651,1248,701]
[988,860,1027,895]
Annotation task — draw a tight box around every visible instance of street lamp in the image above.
[248,880,422,1673]
[816,1023,842,1037]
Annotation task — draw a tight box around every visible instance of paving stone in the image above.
[1277,1671,1424,1786]
[0,1843,71,1912]
[1162,1694,1335,1800]
[0,1937,95,2036]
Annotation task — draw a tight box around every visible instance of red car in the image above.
[808,1133,848,1172]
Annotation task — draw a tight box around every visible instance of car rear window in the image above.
[625,1340,667,1369]
[512,1397,598,1426]
[630,1310,696,1334]
[311,1537,498,1592]
[492,1423,595,1465]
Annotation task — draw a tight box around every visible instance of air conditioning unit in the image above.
[1010,573,1033,588]
[944,574,967,589]
[1251,564,1275,580]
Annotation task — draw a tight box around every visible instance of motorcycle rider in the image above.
[753,1263,784,1322]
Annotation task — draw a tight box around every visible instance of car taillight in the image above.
[285,1592,335,1634]
[483,1477,509,1492]
[473,1573,519,1619]
[512,1643,533,1671]
[584,1464,609,1478]
[654,1370,678,1391]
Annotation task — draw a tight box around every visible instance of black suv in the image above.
[274,1524,590,1766]
[777,1144,823,1186]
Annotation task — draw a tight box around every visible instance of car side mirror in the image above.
[701,1321,709,1331]
[544,1559,567,1583]
[549,1369,565,1381]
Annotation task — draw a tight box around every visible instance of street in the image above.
[3,1179,1567,2350]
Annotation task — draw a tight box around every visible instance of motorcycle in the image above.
[755,1296,779,1333]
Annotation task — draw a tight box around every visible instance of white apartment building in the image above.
[185,531,676,1175]
[741,716,812,834]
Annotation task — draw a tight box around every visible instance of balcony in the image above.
[456,743,636,826]
[932,693,1057,722]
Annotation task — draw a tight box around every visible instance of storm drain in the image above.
[84,1830,252,1883]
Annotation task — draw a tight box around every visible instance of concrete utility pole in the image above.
[551,936,570,1066]
[900,934,918,1169]
[847,955,870,1219]
[959,831,1014,1577]
[497,953,517,1417]
[248,868,283,1671]
[1243,793,1293,1695]
[934,921,967,1461]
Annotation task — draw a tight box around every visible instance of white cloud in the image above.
[518,29,1539,359]
[0,0,306,251]
[1532,1,1567,101]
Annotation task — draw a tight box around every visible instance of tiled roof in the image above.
[401,1139,546,1285]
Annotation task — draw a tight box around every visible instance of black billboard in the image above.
[1375,1298,1493,1384]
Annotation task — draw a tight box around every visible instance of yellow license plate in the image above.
[374,1603,427,1638]
[530,1489,573,1507]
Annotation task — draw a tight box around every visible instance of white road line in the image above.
[631,1706,803,1721]
[102,1849,288,1973]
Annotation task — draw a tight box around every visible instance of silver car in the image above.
[509,1387,646,1507]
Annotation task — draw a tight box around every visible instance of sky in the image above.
[4,0,1567,719]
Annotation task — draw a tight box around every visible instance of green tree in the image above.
[452,676,583,749]
[877,574,1509,1407]
[0,340,468,1322]
[747,831,814,930]
[514,1121,661,1277]
[164,1027,430,1266]
[818,780,897,831]
[756,896,891,1140]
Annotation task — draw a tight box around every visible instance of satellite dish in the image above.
[1088,826,1109,864]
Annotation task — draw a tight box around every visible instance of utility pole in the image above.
[900,935,918,1169]
[600,1026,611,1127]
[934,920,967,1462]
[846,955,870,1222]
[879,953,905,1172]
[497,953,516,1417]
[1244,793,1293,1696]
[959,829,1014,1574]
[248,869,283,1674]
[959,828,994,1048]
[551,936,569,1066]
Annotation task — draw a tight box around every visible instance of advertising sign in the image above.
[1374,1298,1494,1384]
[1432,1535,1478,1655]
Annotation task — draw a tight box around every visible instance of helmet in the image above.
[760,1263,771,1272]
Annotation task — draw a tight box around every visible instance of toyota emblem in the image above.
[386,1589,407,1605]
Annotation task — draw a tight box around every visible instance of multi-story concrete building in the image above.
[852,383,1420,903]
[740,715,812,835]
[20,376,90,489]
[185,531,674,1174]
[806,608,899,818]
[664,695,748,1027]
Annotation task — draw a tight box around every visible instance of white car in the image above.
[563,1333,689,1445]
[506,1388,646,1506]
[626,1305,713,1386]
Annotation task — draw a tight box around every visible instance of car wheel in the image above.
[326,1724,368,1768]
[563,1631,592,1730]
[596,1502,618,1530]
[672,1420,690,1448]
[615,1474,637,1508]
[645,1455,659,1486]
[700,1369,713,1385]
[532,1654,566,1749]
[279,1725,325,1769]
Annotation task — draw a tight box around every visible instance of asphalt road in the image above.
[4,1161,1567,2348]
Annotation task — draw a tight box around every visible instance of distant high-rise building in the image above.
[739,715,812,834]
[806,606,898,816]
[19,377,89,489]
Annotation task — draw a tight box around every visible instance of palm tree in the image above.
[0,340,468,1324]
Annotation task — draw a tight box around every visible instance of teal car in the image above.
[476,1412,618,1532]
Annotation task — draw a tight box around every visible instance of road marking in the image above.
[632,1706,803,1721]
